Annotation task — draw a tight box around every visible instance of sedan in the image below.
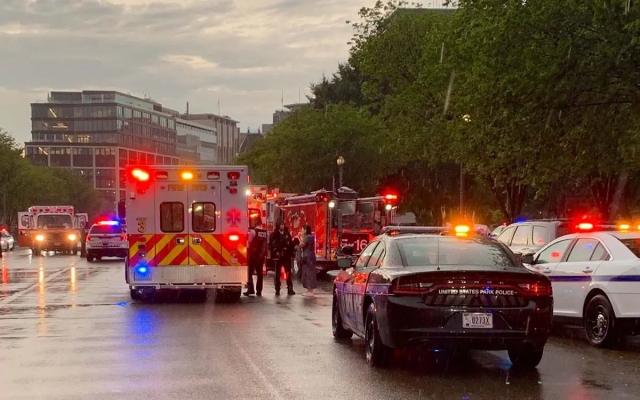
[522,231,640,347]
[1,231,15,252]
[332,228,553,369]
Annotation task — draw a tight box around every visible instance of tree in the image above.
[0,127,107,228]
[0,129,25,225]
[444,0,640,221]
[236,104,397,195]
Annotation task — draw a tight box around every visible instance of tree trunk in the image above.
[609,171,628,220]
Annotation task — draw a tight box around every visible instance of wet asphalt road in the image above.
[2,249,640,399]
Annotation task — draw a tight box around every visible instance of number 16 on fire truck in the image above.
[124,165,250,303]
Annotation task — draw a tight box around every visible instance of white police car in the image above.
[86,221,128,262]
[522,230,640,347]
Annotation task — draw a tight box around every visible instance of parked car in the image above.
[1,230,15,252]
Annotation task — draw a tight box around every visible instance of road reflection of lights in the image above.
[70,267,77,295]
[39,267,44,284]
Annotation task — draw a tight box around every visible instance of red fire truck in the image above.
[338,191,399,253]
[247,185,267,229]
[279,187,400,272]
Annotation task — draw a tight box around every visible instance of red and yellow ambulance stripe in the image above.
[128,234,247,267]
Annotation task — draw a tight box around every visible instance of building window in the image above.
[143,112,150,120]
[192,202,216,232]
[124,108,132,119]
[151,115,159,125]
[133,110,141,119]
[96,179,115,188]
[160,202,184,233]
[117,106,123,118]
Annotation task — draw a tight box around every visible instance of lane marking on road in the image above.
[0,258,82,306]
[231,335,285,400]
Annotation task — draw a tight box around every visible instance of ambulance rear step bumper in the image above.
[128,265,247,287]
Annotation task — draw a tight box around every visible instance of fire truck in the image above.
[280,188,400,272]
[123,165,250,303]
[339,191,399,252]
[17,206,88,256]
[262,188,297,274]
[246,185,268,229]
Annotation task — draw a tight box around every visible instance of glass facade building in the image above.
[25,91,180,210]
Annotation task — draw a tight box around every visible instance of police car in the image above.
[522,224,640,348]
[85,221,128,262]
[334,224,553,368]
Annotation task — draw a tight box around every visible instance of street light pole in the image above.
[336,156,345,188]
[459,162,464,219]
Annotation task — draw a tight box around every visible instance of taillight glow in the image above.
[120,233,127,241]
[228,234,239,242]
[517,282,552,296]
[181,171,194,180]
[86,234,92,241]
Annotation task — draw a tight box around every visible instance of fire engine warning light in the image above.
[181,171,194,180]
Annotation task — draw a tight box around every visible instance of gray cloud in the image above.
[0,0,366,142]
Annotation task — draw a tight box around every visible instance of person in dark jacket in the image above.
[244,217,268,297]
[270,222,295,296]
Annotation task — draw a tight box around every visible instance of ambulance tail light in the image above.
[228,234,240,242]
[132,168,149,181]
[227,172,240,180]
[120,233,127,241]
[181,171,194,180]
[230,188,238,194]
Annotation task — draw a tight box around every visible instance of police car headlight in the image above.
[35,234,45,242]
[68,234,77,241]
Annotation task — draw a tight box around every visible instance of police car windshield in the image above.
[90,225,124,234]
[396,237,521,269]
[619,239,640,258]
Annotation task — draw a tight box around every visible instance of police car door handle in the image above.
[176,238,185,245]
[582,268,592,274]
[542,269,552,274]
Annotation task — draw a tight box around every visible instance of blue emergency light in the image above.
[137,266,148,274]
[99,220,119,226]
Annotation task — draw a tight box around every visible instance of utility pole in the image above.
[459,162,464,219]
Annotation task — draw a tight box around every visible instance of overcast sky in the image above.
[0,0,384,144]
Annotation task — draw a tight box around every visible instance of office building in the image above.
[178,113,241,164]
[176,117,218,164]
[25,90,180,209]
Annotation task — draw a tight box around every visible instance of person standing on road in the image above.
[299,225,317,297]
[270,222,295,296]
[244,217,268,297]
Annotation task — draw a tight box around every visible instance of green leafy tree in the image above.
[237,104,397,195]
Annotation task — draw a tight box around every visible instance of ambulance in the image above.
[123,165,250,303]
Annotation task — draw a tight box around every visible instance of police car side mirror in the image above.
[337,258,352,270]
[341,245,354,256]
[521,253,535,265]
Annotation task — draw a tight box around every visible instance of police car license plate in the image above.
[462,313,493,329]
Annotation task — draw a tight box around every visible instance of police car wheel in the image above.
[507,347,544,368]
[130,288,140,300]
[365,303,393,368]
[584,294,619,348]
[332,292,353,340]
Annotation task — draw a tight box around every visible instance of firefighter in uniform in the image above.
[244,217,268,297]
[270,222,296,296]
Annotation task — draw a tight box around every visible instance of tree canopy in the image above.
[236,0,640,223]
[0,129,107,228]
